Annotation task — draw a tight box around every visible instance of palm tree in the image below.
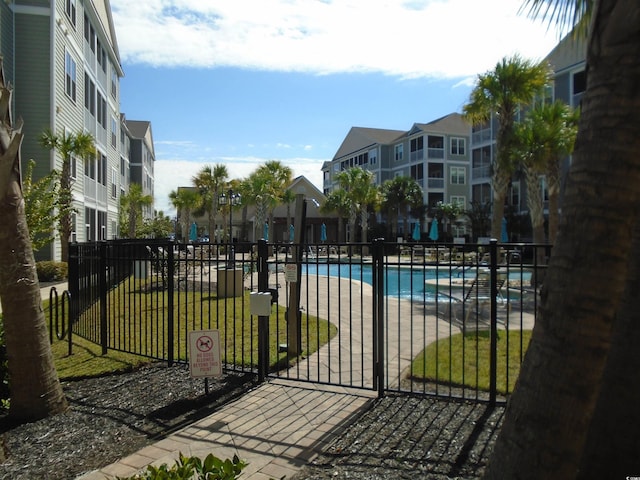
[485,1,640,478]
[39,129,95,262]
[192,164,228,240]
[169,188,201,241]
[463,54,551,239]
[321,189,350,243]
[119,183,153,238]
[334,167,378,243]
[0,61,67,421]
[513,100,579,246]
[380,176,424,239]
[256,161,293,241]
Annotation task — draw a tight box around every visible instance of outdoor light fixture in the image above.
[219,189,241,267]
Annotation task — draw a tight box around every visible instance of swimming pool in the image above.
[302,263,530,303]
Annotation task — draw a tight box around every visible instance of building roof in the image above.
[332,127,405,160]
[126,120,155,157]
[544,31,587,74]
[408,112,470,136]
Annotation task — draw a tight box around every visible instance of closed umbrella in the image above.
[429,218,439,241]
[412,221,421,241]
[320,223,327,242]
[289,224,294,242]
[501,217,509,242]
[263,222,269,241]
[189,222,198,242]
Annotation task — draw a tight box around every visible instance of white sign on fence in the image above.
[188,329,222,378]
[285,263,298,283]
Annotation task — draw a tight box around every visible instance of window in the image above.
[450,166,466,184]
[65,0,76,26]
[411,164,424,181]
[85,154,96,179]
[111,116,117,147]
[368,149,377,165]
[573,70,586,95]
[70,155,77,179]
[97,92,107,128]
[97,153,107,186]
[84,73,95,115]
[70,212,77,242]
[394,144,403,162]
[410,136,423,162]
[97,41,107,72]
[64,51,77,101]
[84,15,96,52]
[111,70,118,98]
[450,137,466,156]
[111,168,118,198]
[450,196,466,208]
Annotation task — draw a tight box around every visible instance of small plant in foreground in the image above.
[118,452,246,480]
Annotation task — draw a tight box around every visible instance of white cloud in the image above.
[154,156,325,216]
[111,0,563,79]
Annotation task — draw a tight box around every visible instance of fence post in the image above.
[257,239,269,382]
[68,243,79,356]
[167,243,175,366]
[372,238,385,398]
[489,238,498,405]
[99,242,108,355]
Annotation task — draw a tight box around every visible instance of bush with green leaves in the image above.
[36,261,68,282]
[118,452,246,480]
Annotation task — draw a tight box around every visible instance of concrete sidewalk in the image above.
[77,380,376,480]
[0,281,68,315]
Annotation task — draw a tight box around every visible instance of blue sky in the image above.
[110,0,565,215]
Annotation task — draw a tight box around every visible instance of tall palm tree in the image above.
[380,176,424,239]
[119,183,153,238]
[514,100,579,245]
[321,189,350,243]
[192,164,228,240]
[463,54,551,239]
[256,160,293,241]
[39,129,95,261]
[169,188,201,241]
[0,61,67,421]
[334,167,377,243]
[486,1,640,478]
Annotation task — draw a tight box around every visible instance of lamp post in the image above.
[219,189,241,268]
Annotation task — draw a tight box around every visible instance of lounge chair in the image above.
[439,272,509,325]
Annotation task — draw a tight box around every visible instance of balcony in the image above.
[473,165,491,180]
[427,148,444,159]
[427,177,444,189]
[410,150,424,162]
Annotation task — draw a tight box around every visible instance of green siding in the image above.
[15,13,52,182]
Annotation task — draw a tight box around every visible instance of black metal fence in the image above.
[57,238,550,403]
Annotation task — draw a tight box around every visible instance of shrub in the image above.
[118,453,247,480]
[36,261,68,282]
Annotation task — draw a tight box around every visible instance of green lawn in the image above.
[409,329,532,394]
[38,284,338,380]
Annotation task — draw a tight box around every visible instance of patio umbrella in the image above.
[501,217,509,242]
[320,223,327,242]
[429,218,439,241]
[412,221,421,241]
[189,222,198,242]
[263,222,269,241]
[289,224,295,242]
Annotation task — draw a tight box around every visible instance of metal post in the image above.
[373,238,385,398]
[489,238,498,404]
[257,239,269,382]
[99,242,108,355]
[167,243,175,366]
[68,243,79,356]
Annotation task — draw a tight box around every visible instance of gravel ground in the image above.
[0,365,505,480]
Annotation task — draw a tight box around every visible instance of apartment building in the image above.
[126,119,155,221]
[323,113,471,237]
[2,0,154,259]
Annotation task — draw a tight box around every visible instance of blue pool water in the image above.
[302,263,530,303]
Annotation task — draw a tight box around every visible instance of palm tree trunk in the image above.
[485,2,640,477]
[0,104,67,421]
[490,171,509,240]
[577,216,640,478]
[547,163,562,244]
